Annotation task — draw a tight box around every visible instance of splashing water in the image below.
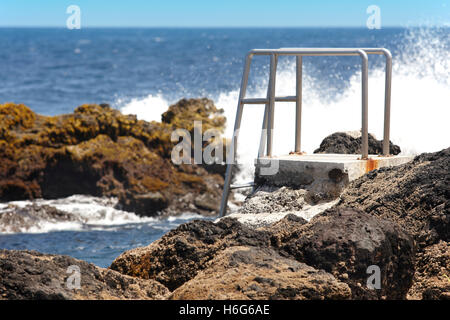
[119,28,449,184]
[0,195,203,234]
[118,94,169,122]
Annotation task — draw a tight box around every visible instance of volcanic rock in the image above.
[238,186,309,214]
[110,217,271,291]
[111,209,415,299]
[273,208,415,299]
[0,250,169,300]
[407,241,450,300]
[170,246,351,300]
[0,99,226,216]
[336,147,449,247]
[314,131,401,155]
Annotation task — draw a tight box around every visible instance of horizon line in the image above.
[0,25,445,29]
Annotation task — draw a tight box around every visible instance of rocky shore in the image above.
[2,145,448,299]
[0,99,448,300]
[0,250,168,300]
[0,99,226,217]
[109,146,449,300]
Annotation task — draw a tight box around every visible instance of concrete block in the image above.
[254,154,413,192]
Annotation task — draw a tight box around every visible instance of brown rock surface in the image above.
[110,217,271,291]
[273,208,415,299]
[407,241,450,300]
[336,147,449,247]
[266,214,308,247]
[0,250,169,300]
[0,208,420,300]
[314,131,401,155]
[109,147,446,300]
[0,99,226,216]
[111,210,415,299]
[335,147,449,299]
[170,246,351,300]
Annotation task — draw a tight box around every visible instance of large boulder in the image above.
[0,250,169,300]
[274,208,415,299]
[335,147,449,300]
[314,131,401,155]
[336,147,449,247]
[162,98,229,176]
[0,99,226,216]
[109,218,271,291]
[170,246,351,300]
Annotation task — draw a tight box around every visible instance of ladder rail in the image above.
[295,56,302,153]
[218,53,253,218]
[266,54,278,158]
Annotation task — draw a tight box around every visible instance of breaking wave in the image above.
[0,195,202,234]
[118,28,449,184]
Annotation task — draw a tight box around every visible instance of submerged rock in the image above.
[0,250,169,300]
[314,131,401,155]
[0,195,147,233]
[0,99,226,216]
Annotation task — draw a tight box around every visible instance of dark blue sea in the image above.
[0,27,448,267]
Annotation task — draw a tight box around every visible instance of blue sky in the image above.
[0,0,448,27]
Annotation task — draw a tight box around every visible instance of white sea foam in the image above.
[0,195,203,234]
[119,94,170,122]
[224,199,339,228]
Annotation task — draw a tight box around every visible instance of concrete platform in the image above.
[254,153,413,189]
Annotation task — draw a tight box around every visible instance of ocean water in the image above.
[0,27,449,267]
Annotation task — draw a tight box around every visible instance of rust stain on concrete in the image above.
[365,158,379,173]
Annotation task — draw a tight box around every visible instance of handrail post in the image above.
[266,54,278,157]
[359,50,369,159]
[295,55,303,152]
[382,49,392,156]
[219,53,253,217]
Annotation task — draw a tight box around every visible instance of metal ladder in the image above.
[219,48,393,217]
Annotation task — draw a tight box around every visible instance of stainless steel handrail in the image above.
[219,48,392,217]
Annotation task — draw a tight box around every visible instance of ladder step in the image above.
[230,182,254,189]
[241,98,267,104]
[241,96,297,104]
[276,95,297,102]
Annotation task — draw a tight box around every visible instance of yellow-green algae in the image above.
[0,99,226,215]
